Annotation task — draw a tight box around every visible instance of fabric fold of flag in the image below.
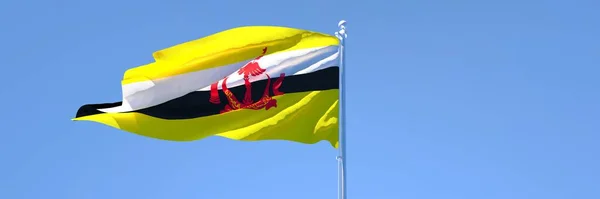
[73,25,340,148]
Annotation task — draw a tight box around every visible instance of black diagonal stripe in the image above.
[76,66,339,119]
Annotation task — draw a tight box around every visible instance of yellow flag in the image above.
[74,26,340,148]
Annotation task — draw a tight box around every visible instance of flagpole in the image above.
[335,20,348,199]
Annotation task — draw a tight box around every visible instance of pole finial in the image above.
[338,20,346,28]
[335,20,347,40]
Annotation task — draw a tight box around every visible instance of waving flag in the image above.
[74,26,340,148]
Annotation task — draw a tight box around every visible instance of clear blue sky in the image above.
[1,0,598,198]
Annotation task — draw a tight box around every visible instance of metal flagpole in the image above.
[335,20,348,199]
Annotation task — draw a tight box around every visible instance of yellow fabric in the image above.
[73,90,339,148]
[122,26,339,85]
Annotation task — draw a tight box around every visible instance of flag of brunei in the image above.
[74,26,341,148]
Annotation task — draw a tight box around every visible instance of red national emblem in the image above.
[209,47,286,113]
